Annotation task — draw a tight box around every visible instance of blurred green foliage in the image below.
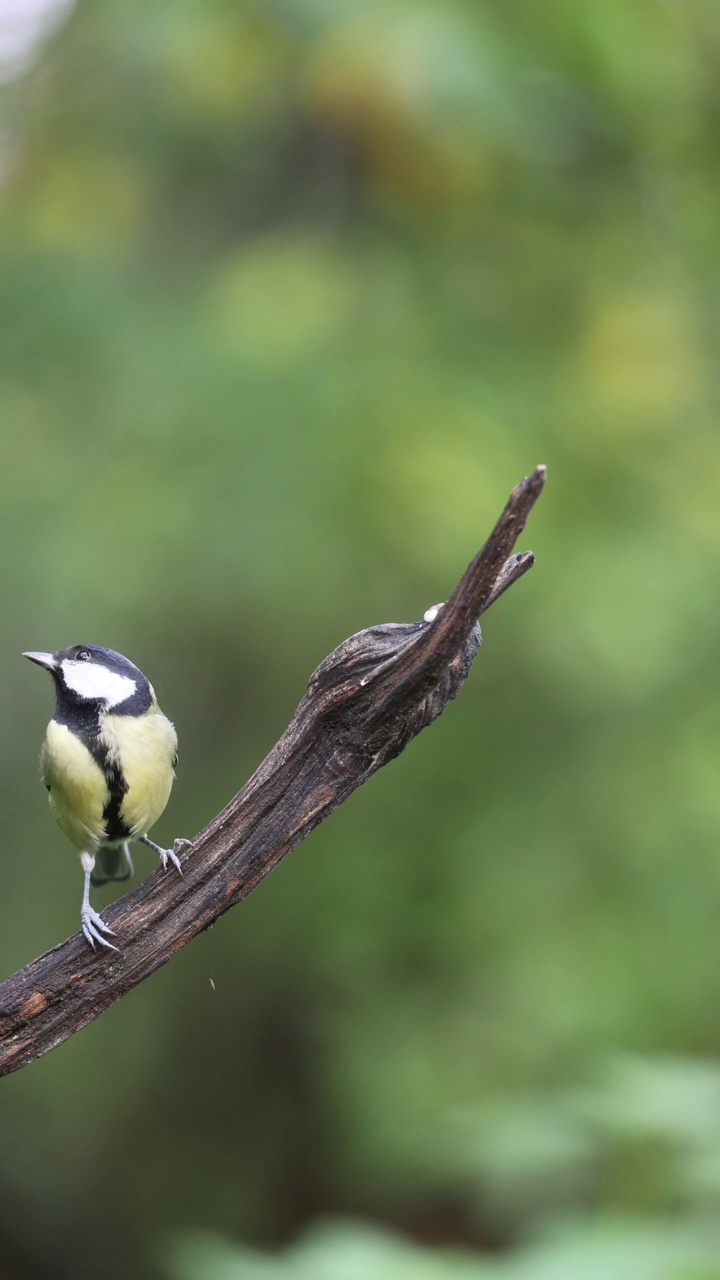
[1,0,720,1277]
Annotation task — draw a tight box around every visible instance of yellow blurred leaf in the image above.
[23,153,144,252]
[210,236,354,367]
[578,291,699,432]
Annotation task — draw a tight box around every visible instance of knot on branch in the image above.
[306,617,482,772]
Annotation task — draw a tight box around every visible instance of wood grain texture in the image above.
[0,466,546,1076]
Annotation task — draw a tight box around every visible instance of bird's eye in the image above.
[76,649,91,662]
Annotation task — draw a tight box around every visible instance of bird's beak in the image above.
[22,651,58,672]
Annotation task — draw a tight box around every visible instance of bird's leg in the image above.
[138,834,190,875]
[79,852,118,951]
[123,842,134,880]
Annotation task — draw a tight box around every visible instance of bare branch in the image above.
[0,466,546,1075]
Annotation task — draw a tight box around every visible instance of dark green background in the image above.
[1,2,720,1277]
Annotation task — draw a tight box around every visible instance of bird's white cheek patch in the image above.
[61,661,137,707]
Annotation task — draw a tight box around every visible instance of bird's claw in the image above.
[158,846,181,874]
[159,838,191,876]
[81,905,118,952]
[139,834,191,875]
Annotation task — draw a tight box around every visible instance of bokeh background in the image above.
[1,1,720,1277]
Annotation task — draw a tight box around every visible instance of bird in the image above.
[24,644,189,950]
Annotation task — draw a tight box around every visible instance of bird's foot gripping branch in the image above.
[0,465,546,1076]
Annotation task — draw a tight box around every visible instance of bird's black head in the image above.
[23,645,154,718]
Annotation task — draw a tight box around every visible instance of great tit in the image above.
[24,644,188,950]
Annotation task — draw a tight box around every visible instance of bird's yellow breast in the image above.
[41,708,177,853]
[41,721,108,852]
[104,708,177,839]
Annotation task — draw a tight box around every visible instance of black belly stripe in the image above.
[97,744,131,842]
[52,705,131,843]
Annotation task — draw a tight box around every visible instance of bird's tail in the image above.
[91,843,134,886]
